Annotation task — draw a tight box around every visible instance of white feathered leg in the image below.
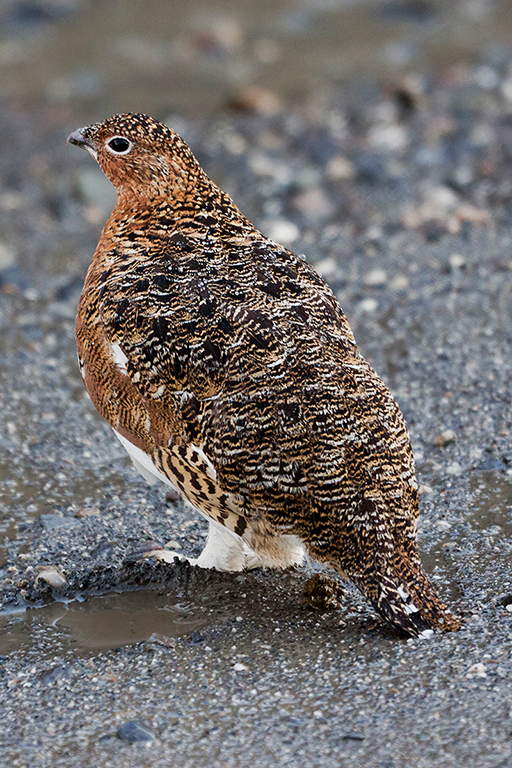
[145,520,263,572]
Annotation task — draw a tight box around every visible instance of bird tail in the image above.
[352,554,461,637]
[323,496,462,637]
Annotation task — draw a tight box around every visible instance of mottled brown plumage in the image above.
[68,113,460,637]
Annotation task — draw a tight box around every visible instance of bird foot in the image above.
[303,573,345,611]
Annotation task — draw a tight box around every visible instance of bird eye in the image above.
[106,136,132,154]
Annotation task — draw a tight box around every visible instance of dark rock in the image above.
[498,594,512,608]
[38,663,71,684]
[39,513,79,532]
[117,719,156,744]
[353,152,387,184]
[475,458,507,472]
[187,630,204,645]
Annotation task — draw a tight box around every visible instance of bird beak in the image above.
[67,127,98,159]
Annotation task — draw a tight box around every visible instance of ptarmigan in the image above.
[68,113,460,637]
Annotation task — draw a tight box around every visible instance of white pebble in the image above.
[449,253,465,269]
[368,123,408,151]
[433,429,457,447]
[233,663,248,672]
[35,567,66,588]
[264,219,300,246]
[314,257,337,277]
[326,155,354,180]
[502,78,512,102]
[358,298,378,313]
[364,268,387,287]
[0,241,17,269]
[389,275,409,291]
[467,662,487,678]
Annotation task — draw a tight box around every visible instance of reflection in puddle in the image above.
[0,589,205,655]
[469,472,512,535]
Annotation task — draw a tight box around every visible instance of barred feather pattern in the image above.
[71,113,461,636]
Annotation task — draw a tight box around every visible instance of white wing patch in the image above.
[114,429,170,487]
[111,342,129,373]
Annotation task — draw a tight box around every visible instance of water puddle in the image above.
[468,471,512,535]
[0,589,206,655]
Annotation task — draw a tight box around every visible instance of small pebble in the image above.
[293,187,334,223]
[364,268,387,288]
[326,155,355,180]
[0,242,17,270]
[233,663,248,672]
[264,219,299,246]
[466,663,487,679]
[389,275,409,291]
[433,429,457,447]
[368,123,407,151]
[38,664,70,685]
[314,257,337,277]
[449,253,465,269]
[74,506,100,518]
[35,566,66,588]
[117,720,156,744]
[228,85,282,116]
[358,298,378,313]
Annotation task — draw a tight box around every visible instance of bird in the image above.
[68,112,461,637]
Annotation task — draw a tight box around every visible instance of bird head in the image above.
[67,113,197,200]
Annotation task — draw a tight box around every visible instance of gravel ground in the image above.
[1,51,512,768]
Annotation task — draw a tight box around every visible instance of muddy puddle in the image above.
[0,588,206,656]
